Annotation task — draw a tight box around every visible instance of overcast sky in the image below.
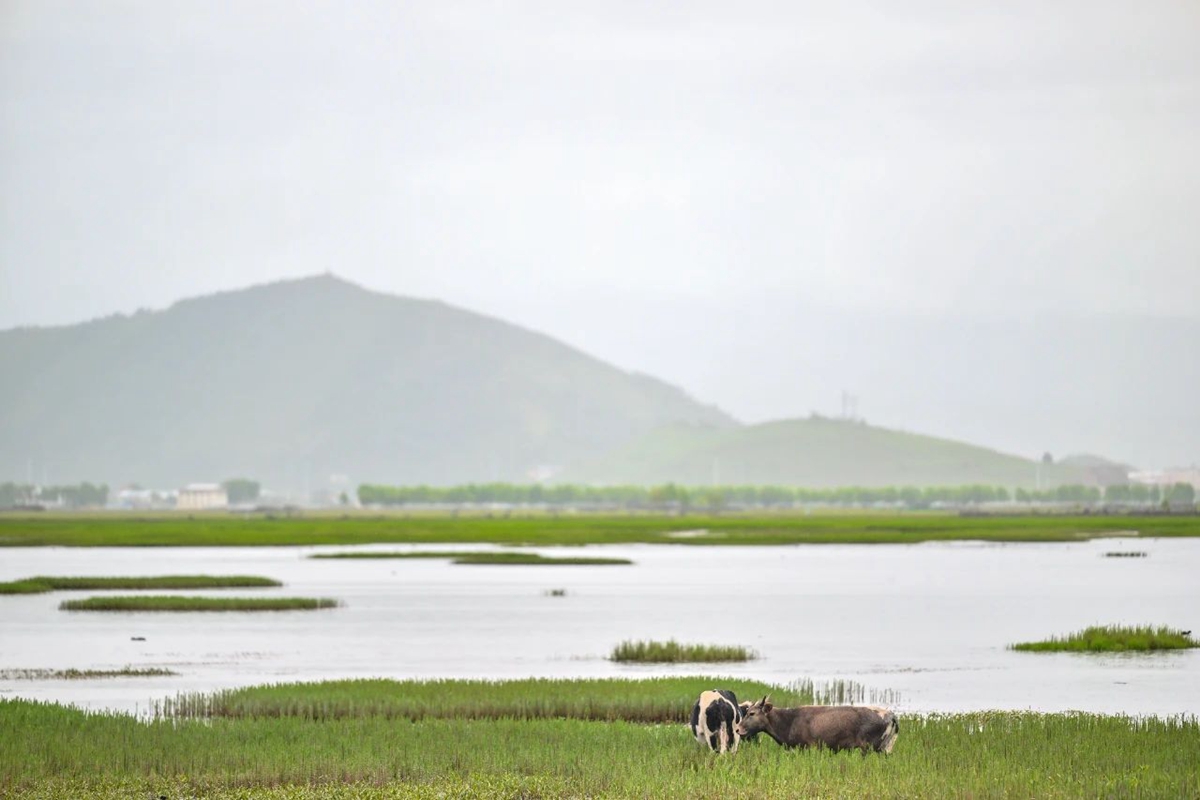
[2,2,1198,467]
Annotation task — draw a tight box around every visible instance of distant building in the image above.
[1162,467,1200,491]
[1129,467,1200,491]
[177,483,228,510]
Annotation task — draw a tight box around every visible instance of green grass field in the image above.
[2,677,1197,799]
[0,575,281,594]
[58,596,338,612]
[1011,625,1200,653]
[0,511,1194,547]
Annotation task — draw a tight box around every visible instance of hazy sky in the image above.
[3,2,1198,467]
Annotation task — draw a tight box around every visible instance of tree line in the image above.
[0,482,109,509]
[358,482,1195,510]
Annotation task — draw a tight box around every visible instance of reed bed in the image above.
[0,667,176,680]
[0,575,281,594]
[610,640,755,663]
[1010,624,1199,652]
[2,699,1197,799]
[155,677,828,722]
[59,596,338,612]
[3,512,1198,548]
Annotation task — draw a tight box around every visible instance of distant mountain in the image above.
[563,417,1095,488]
[0,275,733,488]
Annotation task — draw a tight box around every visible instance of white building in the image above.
[176,483,228,510]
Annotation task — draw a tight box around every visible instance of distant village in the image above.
[1,465,1198,513]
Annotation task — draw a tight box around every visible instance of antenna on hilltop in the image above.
[840,391,859,422]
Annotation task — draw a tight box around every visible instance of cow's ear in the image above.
[762,695,773,711]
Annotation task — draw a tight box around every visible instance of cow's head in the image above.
[735,695,772,737]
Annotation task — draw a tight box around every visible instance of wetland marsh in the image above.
[2,533,1196,716]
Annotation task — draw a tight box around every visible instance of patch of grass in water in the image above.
[452,553,631,566]
[59,596,338,612]
[0,667,176,680]
[309,551,630,565]
[1102,551,1147,558]
[610,639,755,663]
[1010,625,1199,652]
[309,551,493,559]
[0,575,281,594]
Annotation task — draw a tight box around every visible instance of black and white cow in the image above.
[689,689,744,753]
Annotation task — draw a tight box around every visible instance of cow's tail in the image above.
[877,711,899,754]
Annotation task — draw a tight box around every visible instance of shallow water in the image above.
[1,538,1197,716]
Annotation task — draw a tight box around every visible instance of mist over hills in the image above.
[0,276,731,489]
[0,275,1134,491]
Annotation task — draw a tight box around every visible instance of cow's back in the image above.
[692,690,741,753]
[795,706,892,752]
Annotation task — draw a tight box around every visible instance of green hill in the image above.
[0,275,732,488]
[563,417,1091,488]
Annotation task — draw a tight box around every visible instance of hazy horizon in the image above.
[3,2,1198,470]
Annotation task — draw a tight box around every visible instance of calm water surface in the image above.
[1,538,1196,716]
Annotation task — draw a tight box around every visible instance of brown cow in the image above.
[735,696,898,754]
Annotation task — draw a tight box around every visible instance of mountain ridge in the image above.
[1,274,1122,491]
[0,274,732,488]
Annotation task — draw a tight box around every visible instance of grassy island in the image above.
[0,667,176,680]
[452,552,631,566]
[610,640,755,663]
[58,596,337,612]
[310,550,631,565]
[0,576,281,595]
[1010,625,1199,653]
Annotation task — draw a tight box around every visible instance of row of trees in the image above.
[358,482,1198,510]
[0,482,109,509]
[221,478,261,505]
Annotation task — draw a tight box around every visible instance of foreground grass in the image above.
[0,667,176,680]
[59,596,338,612]
[1,512,1196,548]
[2,697,1197,799]
[0,575,281,594]
[611,640,755,663]
[1011,625,1199,653]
